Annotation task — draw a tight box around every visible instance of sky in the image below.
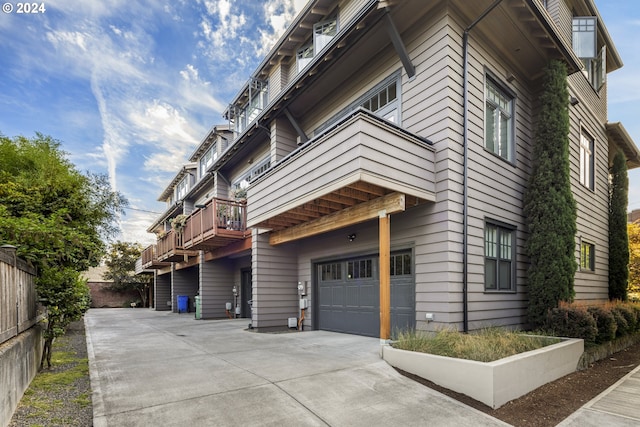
[0,0,638,246]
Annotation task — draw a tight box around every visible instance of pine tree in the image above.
[609,150,629,300]
[523,60,577,327]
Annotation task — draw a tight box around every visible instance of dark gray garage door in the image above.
[317,251,415,337]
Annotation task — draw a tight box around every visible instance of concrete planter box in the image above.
[382,336,583,409]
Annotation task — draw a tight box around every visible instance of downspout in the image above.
[462,0,502,333]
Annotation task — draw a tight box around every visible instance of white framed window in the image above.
[579,131,594,190]
[361,79,399,123]
[176,177,188,201]
[485,221,515,291]
[573,17,606,91]
[297,44,314,73]
[297,16,338,73]
[231,157,271,197]
[314,18,337,53]
[580,241,595,271]
[485,77,514,162]
[199,144,217,178]
[314,72,401,135]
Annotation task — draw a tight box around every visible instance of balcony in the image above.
[247,110,436,244]
[182,198,248,251]
[156,230,198,263]
[140,244,170,270]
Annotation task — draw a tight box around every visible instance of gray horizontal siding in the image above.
[154,272,171,311]
[252,230,298,328]
[171,265,199,314]
[248,114,436,226]
[200,258,234,319]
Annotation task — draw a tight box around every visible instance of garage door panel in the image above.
[318,253,414,337]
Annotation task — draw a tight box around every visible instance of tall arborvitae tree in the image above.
[609,149,629,300]
[523,60,577,327]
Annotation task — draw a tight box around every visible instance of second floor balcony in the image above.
[140,244,170,270]
[155,198,249,263]
[182,198,248,250]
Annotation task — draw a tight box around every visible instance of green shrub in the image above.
[628,304,640,331]
[545,304,597,344]
[616,304,637,333]
[393,328,558,362]
[609,307,629,337]
[586,306,617,344]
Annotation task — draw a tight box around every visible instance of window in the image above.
[199,144,217,178]
[228,79,268,134]
[231,157,271,197]
[361,79,398,123]
[573,17,606,90]
[176,177,188,200]
[390,252,411,276]
[484,222,515,291]
[580,242,595,271]
[297,17,337,73]
[485,78,514,162]
[297,44,314,73]
[321,263,342,281]
[347,259,373,279]
[580,131,594,190]
[314,19,337,52]
[314,73,401,135]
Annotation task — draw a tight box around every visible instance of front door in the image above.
[241,268,252,318]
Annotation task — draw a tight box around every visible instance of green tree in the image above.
[628,222,640,298]
[0,133,126,368]
[523,60,577,327]
[103,241,152,307]
[609,150,629,300]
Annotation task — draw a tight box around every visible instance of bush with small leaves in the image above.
[587,305,617,344]
[546,303,597,344]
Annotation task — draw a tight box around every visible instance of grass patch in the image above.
[392,328,560,362]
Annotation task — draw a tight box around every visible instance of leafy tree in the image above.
[103,241,152,307]
[523,60,577,327]
[628,222,640,297]
[0,133,126,368]
[609,150,629,300]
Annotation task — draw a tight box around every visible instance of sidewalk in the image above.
[85,309,509,427]
[557,364,640,426]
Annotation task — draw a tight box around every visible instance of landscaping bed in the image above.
[383,330,583,409]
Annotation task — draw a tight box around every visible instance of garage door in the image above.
[317,252,415,337]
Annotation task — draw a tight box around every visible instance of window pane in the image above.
[388,82,397,102]
[485,225,497,257]
[499,229,512,260]
[499,113,510,159]
[572,17,597,59]
[404,254,411,275]
[499,261,512,290]
[485,259,497,290]
[485,105,496,153]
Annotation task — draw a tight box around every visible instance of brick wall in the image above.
[88,282,139,308]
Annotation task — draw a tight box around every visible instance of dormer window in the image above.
[297,16,338,73]
[176,177,188,201]
[199,144,218,178]
[227,79,268,135]
[297,44,314,73]
[573,17,606,91]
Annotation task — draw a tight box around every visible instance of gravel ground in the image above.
[9,320,93,427]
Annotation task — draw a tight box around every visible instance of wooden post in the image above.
[379,210,391,341]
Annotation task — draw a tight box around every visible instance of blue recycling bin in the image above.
[177,295,189,313]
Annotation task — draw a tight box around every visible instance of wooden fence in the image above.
[0,248,41,345]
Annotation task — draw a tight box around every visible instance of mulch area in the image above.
[9,320,93,427]
[397,340,640,427]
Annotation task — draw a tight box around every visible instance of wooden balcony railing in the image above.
[183,198,247,250]
[155,198,247,262]
[140,244,170,269]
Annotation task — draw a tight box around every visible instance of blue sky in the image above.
[0,0,638,245]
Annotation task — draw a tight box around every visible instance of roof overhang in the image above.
[607,122,640,169]
[157,163,197,202]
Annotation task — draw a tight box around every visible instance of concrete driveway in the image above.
[85,309,508,426]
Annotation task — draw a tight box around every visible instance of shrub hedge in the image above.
[546,301,640,345]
